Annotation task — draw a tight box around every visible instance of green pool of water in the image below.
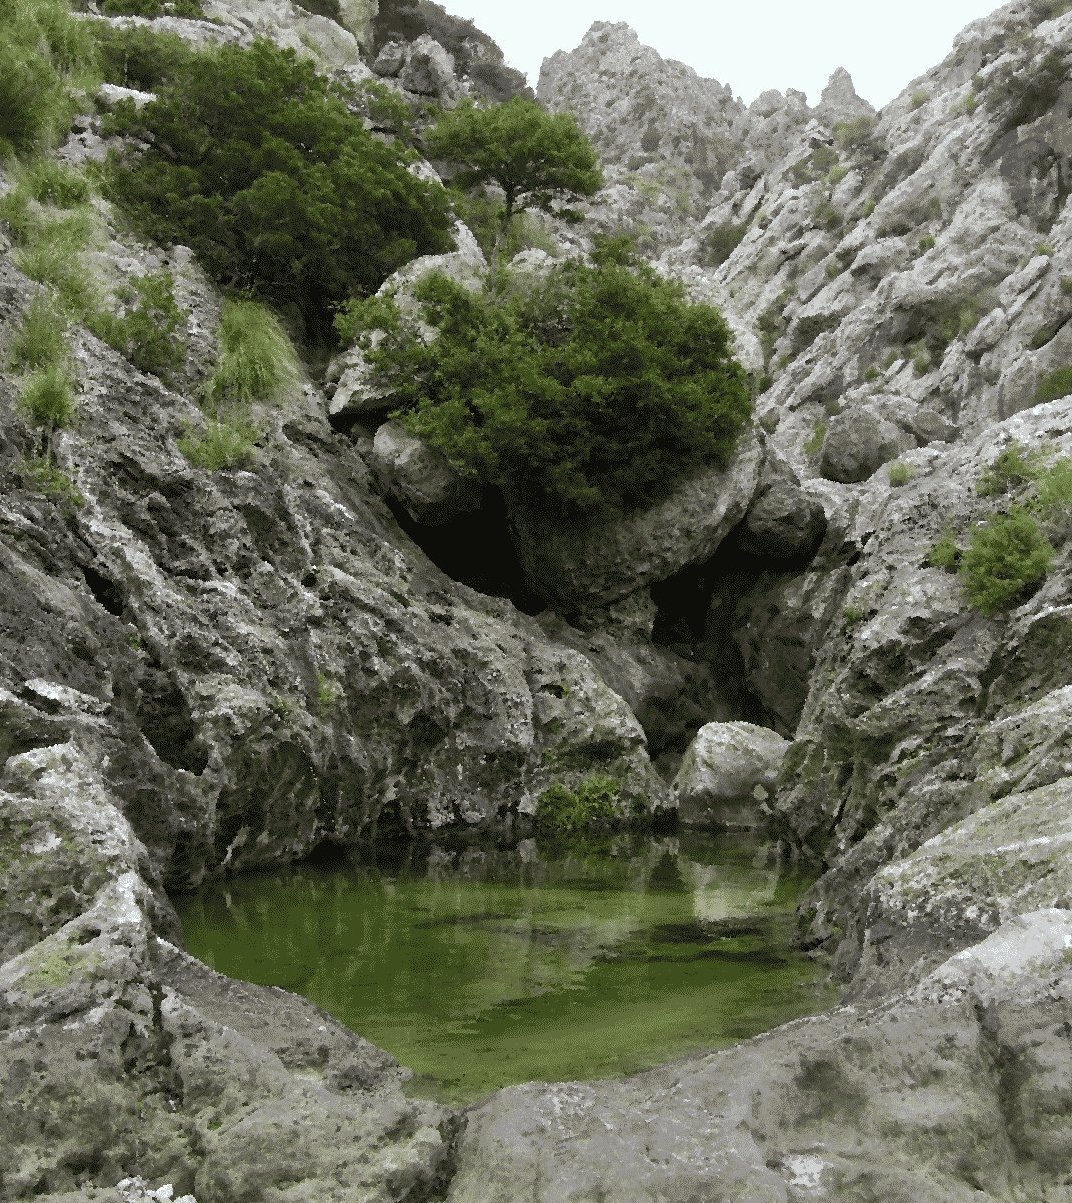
[178,834,830,1104]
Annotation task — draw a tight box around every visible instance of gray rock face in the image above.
[370,419,482,525]
[672,721,789,827]
[446,909,1072,1202]
[816,66,876,125]
[738,447,827,560]
[819,404,914,483]
[513,430,764,612]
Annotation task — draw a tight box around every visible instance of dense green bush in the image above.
[534,775,621,836]
[355,246,751,519]
[960,506,1055,614]
[18,363,76,432]
[92,24,194,91]
[0,0,96,156]
[19,157,89,207]
[88,272,188,380]
[1036,366,1072,404]
[104,38,453,337]
[976,441,1042,496]
[700,222,747,268]
[102,0,203,16]
[178,418,257,471]
[833,116,877,151]
[8,296,68,372]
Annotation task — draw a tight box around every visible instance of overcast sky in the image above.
[448,1,1003,108]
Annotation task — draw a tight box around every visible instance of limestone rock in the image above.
[370,419,482,525]
[738,447,827,560]
[672,721,789,827]
[513,430,764,612]
[819,404,913,483]
[816,67,876,126]
[399,34,458,99]
[446,910,1072,1202]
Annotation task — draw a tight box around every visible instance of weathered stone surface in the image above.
[672,721,789,827]
[819,404,914,483]
[370,419,482,526]
[447,910,1072,1202]
[738,446,827,560]
[513,430,764,612]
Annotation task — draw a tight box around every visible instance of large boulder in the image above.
[672,721,789,827]
[370,419,482,526]
[513,431,764,613]
[737,447,827,561]
[819,404,913,483]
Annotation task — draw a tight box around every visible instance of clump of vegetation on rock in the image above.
[87,271,188,382]
[960,507,1055,615]
[534,774,621,837]
[103,38,453,338]
[347,240,751,520]
[92,24,194,91]
[102,0,203,16]
[206,300,298,409]
[0,0,97,157]
[699,222,747,268]
[1036,366,1072,404]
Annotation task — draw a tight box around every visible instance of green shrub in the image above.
[918,234,936,252]
[977,442,1042,495]
[102,0,203,16]
[178,417,258,470]
[92,24,194,91]
[888,461,915,486]
[1036,365,1072,403]
[13,207,99,316]
[453,191,561,263]
[827,164,848,187]
[911,343,931,375]
[813,199,841,232]
[910,91,929,110]
[333,293,402,346]
[1034,457,1072,516]
[960,507,1054,614]
[833,115,877,151]
[361,246,751,520]
[533,774,621,836]
[1061,277,1072,297]
[928,529,960,570]
[105,38,453,337]
[700,221,747,267]
[8,295,68,371]
[206,299,298,409]
[0,0,96,156]
[990,49,1065,131]
[18,363,76,430]
[88,271,188,380]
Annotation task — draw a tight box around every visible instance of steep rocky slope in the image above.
[2,0,1072,1198]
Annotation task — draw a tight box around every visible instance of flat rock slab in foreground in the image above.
[446,910,1072,1202]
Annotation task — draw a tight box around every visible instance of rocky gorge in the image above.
[2,0,1072,1199]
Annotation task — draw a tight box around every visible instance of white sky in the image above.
[448,1,1004,108]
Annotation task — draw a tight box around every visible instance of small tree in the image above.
[426,96,602,261]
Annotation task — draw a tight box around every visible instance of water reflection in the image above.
[178,833,830,1103]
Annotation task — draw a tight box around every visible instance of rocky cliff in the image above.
[3,0,1072,1199]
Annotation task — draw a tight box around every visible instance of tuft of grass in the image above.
[888,461,915,487]
[88,271,188,380]
[1036,241,1055,257]
[918,234,936,252]
[206,300,298,410]
[976,441,1042,496]
[18,363,76,430]
[17,453,83,507]
[911,90,929,110]
[804,421,827,458]
[1035,366,1072,404]
[13,208,100,317]
[928,529,960,571]
[102,0,204,15]
[178,417,258,471]
[7,295,68,371]
[1061,277,1072,297]
[18,157,89,208]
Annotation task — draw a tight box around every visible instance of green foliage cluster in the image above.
[888,461,915,487]
[178,418,257,471]
[17,453,84,507]
[92,24,194,91]
[19,157,89,207]
[943,442,1072,614]
[356,247,751,520]
[1036,365,1072,404]
[960,507,1054,615]
[17,363,76,433]
[0,0,97,157]
[533,774,621,836]
[910,90,929,110]
[453,191,562,264]
[8,295,67,372]
[833,115,878,152]
[104,38,453,336]
[426,96,601,252]
[88,272,188,380]
[102,0,203,15]
[699,222,747,268]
